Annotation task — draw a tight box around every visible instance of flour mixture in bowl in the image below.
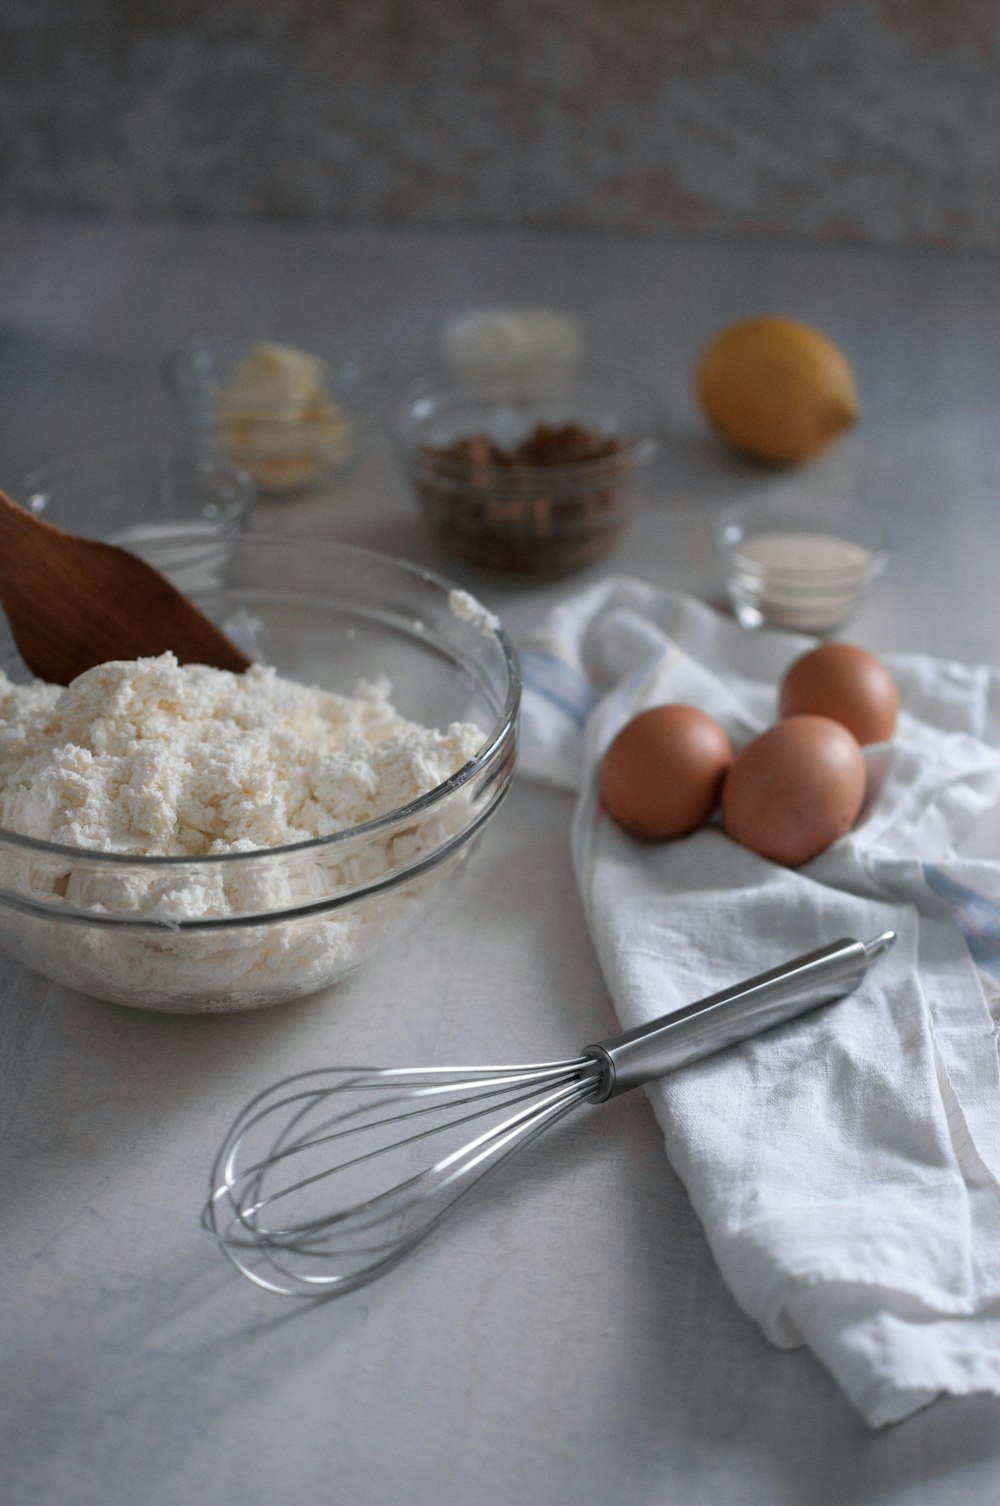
[0,654,482,860]
[0,536,520,1012]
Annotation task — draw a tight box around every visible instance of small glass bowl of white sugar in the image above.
[715,498,890,635]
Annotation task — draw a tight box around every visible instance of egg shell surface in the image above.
[599,704,733,841]
[721,714,866,866]
[779,641,898,745]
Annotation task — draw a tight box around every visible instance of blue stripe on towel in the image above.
[521,649,596,728]
[922,864,1000,982]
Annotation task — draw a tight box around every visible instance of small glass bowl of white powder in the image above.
[0,537,519,1013]
[716,498,891,635]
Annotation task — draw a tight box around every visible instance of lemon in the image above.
[695,316,859,465]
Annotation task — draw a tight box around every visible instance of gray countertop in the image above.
[2,217,1000,1506]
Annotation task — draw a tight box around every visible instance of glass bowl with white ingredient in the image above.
[715,498,891,634]
[0,537,520,1013]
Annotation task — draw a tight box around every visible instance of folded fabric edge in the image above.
[786,1284,1000,1428]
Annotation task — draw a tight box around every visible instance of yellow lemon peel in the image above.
[696,316,859,466]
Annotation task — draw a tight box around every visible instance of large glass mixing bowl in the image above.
[0,536,520,1013]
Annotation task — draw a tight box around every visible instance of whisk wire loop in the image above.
[225,1072,595,1240]
[204,1058,604,1296]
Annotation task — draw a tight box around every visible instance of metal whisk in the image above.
[204,931,895,1298]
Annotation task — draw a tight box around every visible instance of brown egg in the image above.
[779,641,898,745]
[599,704,733,841]
[721,715,866,866]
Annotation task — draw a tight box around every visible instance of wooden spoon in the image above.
[0,490,252,684]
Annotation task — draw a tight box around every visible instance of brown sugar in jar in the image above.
[413,421,633,573]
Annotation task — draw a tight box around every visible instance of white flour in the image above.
[0,654,485,1011]
[448,588,501,635]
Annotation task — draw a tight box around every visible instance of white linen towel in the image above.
[517,577,1000,1428]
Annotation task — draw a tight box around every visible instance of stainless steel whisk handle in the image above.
[585,930,896,1102]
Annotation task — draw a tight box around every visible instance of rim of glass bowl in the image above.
[726,541,890,584]
[162,334,387,419]
[715,501,891,580]
[20,443,256,521]
[726,552,889,587]
[0,537,521,932]
[394,363,663,489]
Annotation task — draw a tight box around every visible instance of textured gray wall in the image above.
[3,0,1000,247]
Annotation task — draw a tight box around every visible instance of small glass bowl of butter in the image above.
[716,497,890,635]
[164,337,378,497]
